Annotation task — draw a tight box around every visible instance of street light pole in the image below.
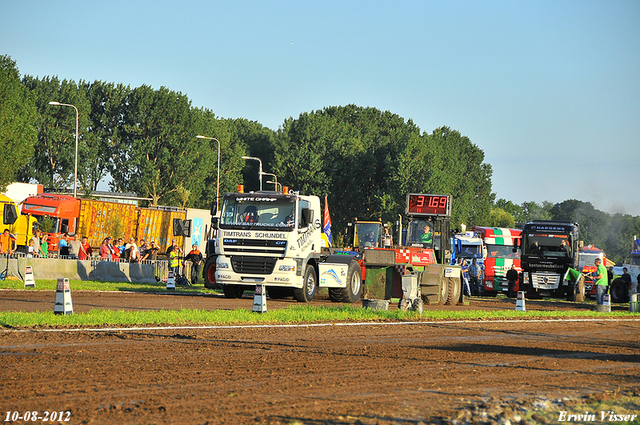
[241,156,263,191]
[48,101,79,198]
[196,135,221,211]
[262,172,278,191]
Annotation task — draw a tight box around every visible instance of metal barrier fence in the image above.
[0,252,199,284]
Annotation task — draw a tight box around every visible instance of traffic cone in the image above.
[515,291,526,311]
[53,278,73,315]
[252,284,267,313]
[166,271,175,290]
[24,266,35,288]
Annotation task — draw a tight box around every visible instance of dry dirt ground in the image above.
[1,290,639,424]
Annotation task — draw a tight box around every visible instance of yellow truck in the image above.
[0,193,37,251]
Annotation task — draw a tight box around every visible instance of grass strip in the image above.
[0,305,636,329]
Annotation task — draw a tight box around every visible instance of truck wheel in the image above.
[342,261,363,303]
[203,256,219,289]
[610,278,627,303]
[293,265,317,302]
[222,285,245,299]
[445,277,460,305]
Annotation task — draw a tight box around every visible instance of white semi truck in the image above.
[206,187,363,303]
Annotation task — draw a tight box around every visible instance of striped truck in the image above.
[472,226,522,296]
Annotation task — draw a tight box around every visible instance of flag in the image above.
[322,196,332,247]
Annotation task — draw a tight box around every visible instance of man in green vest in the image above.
[593,257,608,305]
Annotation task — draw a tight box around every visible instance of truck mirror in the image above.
[173,218,184,236]
[300,208,313,227]
[3,204,17,225]
[183,219,192,237]
[211,217,219,230]
[210,201,217,216]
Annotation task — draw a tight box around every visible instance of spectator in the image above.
[169,243,183,277]
[184,244,203,285]
[40,233,49,258]
[621,267,632,297]
[468,258,481,296]
[166,239,177,257]
[147,241,159,261]
[31,229,45,257]
[139,239,147,260]
[58,233,69,256]
[506,264,519,298]
[114,238,125,261]
[0,229,15,255]
[68,234,83,259]
[79,236,92,260]
[125,237,140,263]
[27,238,36,258]
[383,227,392,248]
[100,238,113,260]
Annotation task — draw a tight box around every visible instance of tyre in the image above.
[329,261,363,303]
[610,278,627,303]
[203,256,219,289]
[439,276,451,305]
[268,286,293,299]
[445,277,460,305]
[222,285,245,298]
[575,275,586,302]
[293,264,317,302]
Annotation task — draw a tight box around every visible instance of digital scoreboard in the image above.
[406,193,451,217]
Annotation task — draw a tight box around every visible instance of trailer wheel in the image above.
[445,277,460,305]
[222,285,245,299]
[293,265,317,302]
[610,278,627,303]
[203,256,219,289]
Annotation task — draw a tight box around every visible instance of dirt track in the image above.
[1,290,639,424]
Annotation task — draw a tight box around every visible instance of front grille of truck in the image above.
[531,272,561,289]
[231,256,277,274]
[222,238,286,256]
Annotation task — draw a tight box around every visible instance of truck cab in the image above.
[21,194,79,252]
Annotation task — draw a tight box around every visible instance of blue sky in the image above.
[2,0,639,215]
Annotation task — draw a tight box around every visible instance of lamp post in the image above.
[262,172,279,191]
[196,135,221,211]
[241,156,263,191]
[48,101,79,198]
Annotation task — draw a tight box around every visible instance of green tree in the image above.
[487,208,516,228]
[0,55,38,191]
[19,76,90,191]
[113,85,205,206]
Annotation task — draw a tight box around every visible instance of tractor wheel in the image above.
[439,276,451,305]
[445,276,461,305]
[575,275,586,302]
[610,278,627,303]
[203,256,219,289]
[293,265,317,302]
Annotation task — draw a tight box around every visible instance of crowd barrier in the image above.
[0,253,198,284]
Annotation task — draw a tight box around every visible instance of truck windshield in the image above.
[457,244,482,258]
[523,234,572,258]
[486,244,519,259]
[578,252,602,267]
[31,215,61,233]
[219,195,296,230]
